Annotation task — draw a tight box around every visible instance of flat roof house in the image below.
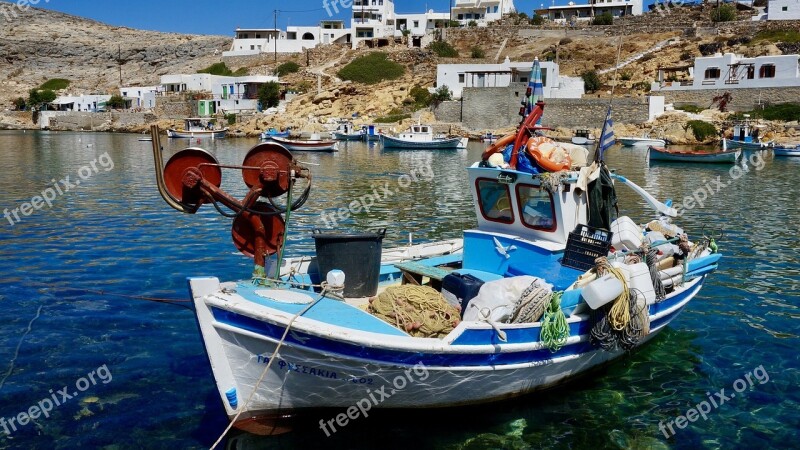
[538,0,643,23]
[651,53,800,91]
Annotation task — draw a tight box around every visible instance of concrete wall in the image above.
[435,101,463,123]
[661,86,800,111]
[41,112,157,130]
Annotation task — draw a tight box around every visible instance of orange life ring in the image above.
[481,134,515,161]
[526,137,572,172]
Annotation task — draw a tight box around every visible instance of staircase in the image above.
[598,38,680,75]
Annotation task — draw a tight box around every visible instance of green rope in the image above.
[541,292,570,353]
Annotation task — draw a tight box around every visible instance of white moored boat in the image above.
[381,124,467,149]
[269,135,338,152]
[147,94,721,434]
[167,118,228,139]
[618,135,665,147]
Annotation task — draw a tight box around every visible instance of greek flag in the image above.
[595,106,615,162]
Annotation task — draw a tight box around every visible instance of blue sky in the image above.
[26,0,571,35]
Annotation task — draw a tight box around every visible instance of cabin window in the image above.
[747,66,755,79]
[759,64,776,78]
[704,67,720,79]
[476,179,515,224]
[517,185,556,231]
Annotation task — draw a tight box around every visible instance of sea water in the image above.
[0,132,797,449]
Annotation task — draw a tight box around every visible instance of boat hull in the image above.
[168,128,228,139]
[269,136,338,152]
[381,135,465,149]
[774,147,800,157]
[724,138,772,150]
[333,132,363,141]
[619,137,665,147]
[571,137,595,145]
[190,274,704,428]
[649,146,740,163]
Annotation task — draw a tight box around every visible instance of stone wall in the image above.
[545,98,651,128]
[660,87,800,111]
[435,101,462,124]
[154,96,195,119]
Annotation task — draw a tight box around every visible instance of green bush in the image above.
[753,29,800,44]
[448,20,461,28]
[470,46,485,59]
[13,97,26,110]
[633,81,652,92]
[233,67,249,76]
[710,4,736,22]
[592,13,613,25]
[409,85,432,108]
[28,88,56,108]
[741,103,800,121]
[337,52,405,85]
[225,113,237,125]
[530,14,545,26]
[275,61,300,77]
[106,95,127,109]
[258,82,281,109]
[676,104,704,114]
[375,113,411,123]
[429,40,459,57]
[686,120,717,141]
[431,85,452,106]
[468,20,478,27]
[40,79,70,91]
[619,70,633,81]
[582,70,601,93]
[198,62,244,76]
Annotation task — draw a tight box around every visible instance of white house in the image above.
[767,0,800,19]
[394,11,451,47]
[223,21,350,57]
[436,58,585,99]
[651,53,800,91]
[451,0,515,25]
[51,95,112,112]
[351,0,397,47]
[539,0,644,23]
[160,74,282,114]
[120,85,161,110]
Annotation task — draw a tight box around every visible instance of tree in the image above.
[530,14,545,26]
[582,71,601,93]
[711,92,732,112]
[28,88,56,109]
[258,82,281,109]
[592,12,613,25]
[431,85,452,107]
[13,97,26,111]
[106,95,127,109]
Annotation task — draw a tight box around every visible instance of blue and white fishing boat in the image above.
[648,146,741,163]
[380,124,467,150]
[260,128,291,140]
[148,96,721,434]
[724,116,773,150]
[333,122,363,141]
[774,144,800,157]
[167,118,228,139]
[361,124,381,142]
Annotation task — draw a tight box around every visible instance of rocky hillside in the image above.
[0,6,229,106]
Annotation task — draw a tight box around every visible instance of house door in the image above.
[477,74,486,88]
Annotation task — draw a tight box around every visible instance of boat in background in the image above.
[481,132,498,143]
[648,146,740,163]
[333,122,363,141]
[619,133,665,147]
[260,128,291,140]
[269,135,338,152]
[724,115,773,150]
[381,124,467,149]
[774,144,800,157]
[167,118,228,139]
[361,125,381,142]
[571,129,596,145]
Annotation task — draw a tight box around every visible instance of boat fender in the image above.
[225,388,238,409]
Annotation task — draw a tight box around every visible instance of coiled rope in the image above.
[368,286,461,338]
[590,259,652,351]
[644,246,667,302]
[596,258,631,332]
[540,292,570,352]
[508,280,552,324]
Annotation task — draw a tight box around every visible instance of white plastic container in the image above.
[621,263,656,305]
[645,231,675,258]
[611,216,644,252]
[582,274,624,310]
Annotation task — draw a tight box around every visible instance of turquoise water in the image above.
[0,132,797,449]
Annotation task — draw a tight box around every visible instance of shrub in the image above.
[429,40,459,58]
[710,4,736,22]
[686,120,717,141]
[753,29,800,44]
[468,20,478,27]
[581,70,601,93]
[232,67,249,76]
[337,52,405,85]
[431,85,452,106]
[106,95,127,109]
[676,104,704,114]
[293,80,312,93]
[225,113,237,125]
[198,62,238,76]
[40,79,70,91]
[559,38,573,46]
[409,85,432,107]
[375,113,411,123]
[448,20,461,27]
[258,81,281,109]
[753,103,800,121]
[28,88,56,108]
[592,13,613,25]
[275,61,300,77]
[13,97,26,110]
[619,70,633,81]
[680,51,695,61]
[470,46,485,59]
[530,14,545,26]
[633,81,651,92]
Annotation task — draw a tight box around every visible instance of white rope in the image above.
[209,290,327,449]
[0,305,43,391]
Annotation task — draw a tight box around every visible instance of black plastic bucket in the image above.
[312,229,386,298]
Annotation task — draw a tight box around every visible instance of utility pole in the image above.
[274,9,278,63]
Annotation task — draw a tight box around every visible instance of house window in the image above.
[782,6,788,10]
[457,14,464,19]
[413,21,419,27]
[759,64,776,78]
[250,45,255,50]
[747,66,755,79]
[458,74,465,83]
[704,67,720,79]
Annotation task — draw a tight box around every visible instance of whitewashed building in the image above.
[351,0,397,47]
[539,0,644,23]
[51,95,112,112]
[451,0,516,25]
[436,58,585,99]
[160,74,282,114]
[224,21,350,56]
[120,85,161,109]
[651,53,800,91]
[767,0,800,19]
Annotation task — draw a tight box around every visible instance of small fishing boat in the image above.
[381,124,467,150]
[361,125,381,142]
[774,145,800,157]
[167,118,228,139]
[269,135,338,152]
[571,129,596,145]
[260,128,291,140]
[618,134,665,147]
[481,132,498,143]
[648,146,741,163]
[724,115,773,150]
[333,122,363,141]
[147,97,721,435]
